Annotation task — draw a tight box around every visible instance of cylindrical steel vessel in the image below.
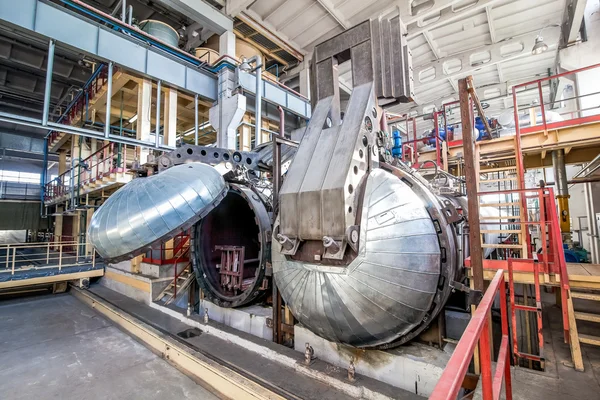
[191,183,272,308]
[273,166,461,349]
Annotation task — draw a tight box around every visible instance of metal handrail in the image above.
[0,240,96,275]
[512,63,600,136]
[429,269,512,400]
[44,142,131,202]
[172,245,191,298]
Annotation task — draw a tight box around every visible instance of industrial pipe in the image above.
[194,94,199,146]
[240,56,263,147]
[273,106,284,214]
[42,40,55,126]
[155,80,162,148]
[104,62,114,139]
[552,149,571,238]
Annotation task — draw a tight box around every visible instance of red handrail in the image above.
[44,142,131,203]
[429,269,512,400]
[172,244,191,298]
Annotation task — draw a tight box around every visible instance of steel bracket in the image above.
[450,280,483,306]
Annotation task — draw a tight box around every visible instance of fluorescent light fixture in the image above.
[128,114,138,123]
[183,122,211,136]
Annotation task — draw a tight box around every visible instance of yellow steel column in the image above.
[552,149,571,243]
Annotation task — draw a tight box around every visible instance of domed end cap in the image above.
[273,169,443,348]
[88,162,227,262]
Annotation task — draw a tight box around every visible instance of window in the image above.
[0,169,41,184]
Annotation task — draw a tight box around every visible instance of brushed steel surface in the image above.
[273,169,443,348]
[88,162,227,262]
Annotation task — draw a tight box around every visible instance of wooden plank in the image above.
[480,202,521,207]
[481,244,523,249]
[480,177,518,183]
[571,291,600,301]
[480,216,522,220]
[104,269,150,293]
[579,333,600,346]
[481,229,522,234]
[575,311,600,323]
[480,166,517,173]
[567,291,585,371]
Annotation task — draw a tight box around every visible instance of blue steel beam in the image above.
[0,0,311,118]
[0,0,218,101]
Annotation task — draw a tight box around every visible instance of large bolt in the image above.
[348,357,356,382]
[276,233,294,251]
[322,236,340,253]
[204,308,209,324]
[304,342,314,365]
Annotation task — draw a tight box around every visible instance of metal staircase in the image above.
[154,244,194,306]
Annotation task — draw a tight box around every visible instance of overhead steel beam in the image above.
[413,31,558,89]
[154,0,233,34]
[240,10,306,60]
[406,0,503,39]
[561,0,587,45]
[0,111,176,151]
[225,0,255,18]
[0,0,218,101]
[316,0,350,29]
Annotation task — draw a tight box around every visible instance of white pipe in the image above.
[155,80,162,148]
[246,56,263,147]
[42,40,55,126]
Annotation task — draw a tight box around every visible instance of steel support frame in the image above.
[459,76,484,292]
[0,111,175,151]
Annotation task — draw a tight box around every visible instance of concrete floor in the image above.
[0,294,219,400]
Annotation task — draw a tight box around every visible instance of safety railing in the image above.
[512,63,600,137]
[477,187,569,279]
[142,232,190,265]
[430,270,512,400]
[0,181,41,201]
[395,113,444,169]
[44,142,132,203]
[49,64,110,144]
[0,240,96,276]
[172,247,192,298]
[472,186,571,361]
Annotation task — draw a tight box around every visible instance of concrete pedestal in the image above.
[294,324,452,397]
[199,300,273,341]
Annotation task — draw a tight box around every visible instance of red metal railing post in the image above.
[508,258,519,365]
[413,118,418,165]
[533,260,544,360]
[434,111,441,168]
[537,81,547,133]
[479,317,494,399]
[430,270,510,400]
[499,278,513,400]
[539,188,548,273]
